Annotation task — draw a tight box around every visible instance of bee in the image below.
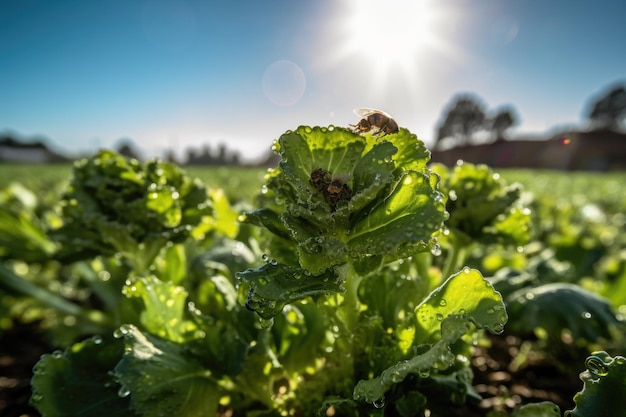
[309,168,352,211]
[309,167,331,192]
[325,178,352,210]
[351,108,399,136]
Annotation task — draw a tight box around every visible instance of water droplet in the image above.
[585,356,608,377]
[388,371,404,383]
[51,350,63,359]
[93,336,103,345]
[581,311,592,319]
[118,386,131,398]
[371,396,385,409]
[33,363,46,375]
[491,323,505,334]
[439,299,447,307]
[418,368,430,378]
[113,325,131,338]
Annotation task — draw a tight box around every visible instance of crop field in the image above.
[1,130,626,417]
[2,163,625,204]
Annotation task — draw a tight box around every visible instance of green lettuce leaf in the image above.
[113,324,220,417]
[353,268,507,405]
[352,314,470,404]
[514,401,561,416]
[415,268,507,343]
[122,275,198,343]
[566,351,626,417]
[238,262,344,319]
[432,162,531,247]
[30,336,131,417]
[506,283,621,342]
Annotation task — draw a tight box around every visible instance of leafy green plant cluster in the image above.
[0,126,625,416]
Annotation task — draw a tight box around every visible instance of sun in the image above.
[330,0,456,93]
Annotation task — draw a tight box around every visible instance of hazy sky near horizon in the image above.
[1,0,625,161]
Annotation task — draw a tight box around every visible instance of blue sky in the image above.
[1,0,625,161]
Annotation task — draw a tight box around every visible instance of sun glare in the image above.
[333,0,455,92]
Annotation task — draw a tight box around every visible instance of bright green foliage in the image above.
[11,138,626,417]
[113,324,220,417]
[506,283,621,343]
[122,276,198,343]
[0,183,57,262]
[239,261,344,319]
[566,351,626,417]
[354,268,506,405]
[432,162,531,247]
[513,401,561,416]
[51,150,214,271]
[30,336,131,417]
[241,126,447,315]
[415,268,507,341]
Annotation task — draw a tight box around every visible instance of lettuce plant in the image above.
[51,150,216,272]
[237,126,508,414]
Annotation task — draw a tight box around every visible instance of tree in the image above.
[586,83,626,130]
[435,95,487,148]
[489,107,518,140]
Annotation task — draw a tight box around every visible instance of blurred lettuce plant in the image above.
[431,161,532,279]
[51,150,216,272]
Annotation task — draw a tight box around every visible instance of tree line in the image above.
[434,81,626,150]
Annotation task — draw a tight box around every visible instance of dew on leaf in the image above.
[490,323,505,334]
[118,386,131,398]
[371,397,385,409]
[113,324,131,338]
[388,371,404,384]
[418,368,431,378]
[585,356,608,376]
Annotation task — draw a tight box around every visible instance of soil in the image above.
[0,325,583,417]
[0,323,50,417]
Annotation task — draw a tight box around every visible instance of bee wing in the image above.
[353,108,393,118]
[353,108,377,117]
